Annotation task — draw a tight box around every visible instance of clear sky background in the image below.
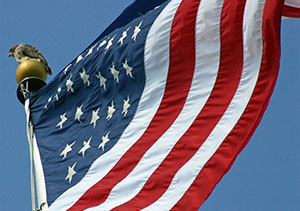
[0,1,299,211]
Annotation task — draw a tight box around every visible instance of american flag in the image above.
[26,0,298,210]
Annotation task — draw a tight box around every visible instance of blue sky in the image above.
[0,1,299,210]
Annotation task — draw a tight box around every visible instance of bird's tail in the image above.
[45,66,52,75]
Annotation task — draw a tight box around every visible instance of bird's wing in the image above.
[23,45,52,75]
[23,45,48,66]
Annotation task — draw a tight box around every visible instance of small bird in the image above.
[8,44,52,75]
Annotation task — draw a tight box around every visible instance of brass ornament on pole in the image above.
[16,60,47,104]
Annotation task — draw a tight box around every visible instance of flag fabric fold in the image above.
[283,0,300,17]
[28,0,290,210]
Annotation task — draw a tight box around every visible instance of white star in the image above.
[122,59,134,79]
[55,94,59,101]
[96,71,107,91]
[80,67,90,86]
[98,132,110,151]
[106,101,116,120]
[55,87,62,101]
[65,162,77,184]
[56,112,67,129]
[110,62,120,83]
[60,141,76,160]
[63,64,72,75]
[105,35,116,53]
[97,40,107,51]
[44,96,52,109]
[76,55,83,63]
[132,21,143,42]
[74,104,84,123]
[122,96,131,117]
[85,45,95,58]
[78,137,92,158]
[66,74,74,92]
[118,27,130,45]
[90,107,100,128]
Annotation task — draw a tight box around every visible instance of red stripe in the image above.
[68,0,197,210]
[112,0,246,210]
[282,5,300,17]
[173,0,283,210]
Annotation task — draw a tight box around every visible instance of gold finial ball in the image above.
[15,60,47,84]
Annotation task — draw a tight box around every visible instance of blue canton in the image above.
[29,2,169,206]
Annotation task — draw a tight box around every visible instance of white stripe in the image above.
[284,0,300,8]
[49,1,176,210]
[88,0,223,209]
[144,0,266,209]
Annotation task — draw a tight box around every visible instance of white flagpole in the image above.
[24,97,49,211]
[25,99,36,211]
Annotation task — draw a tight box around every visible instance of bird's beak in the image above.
[8,52,13,57]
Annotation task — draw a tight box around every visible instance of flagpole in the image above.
[15,61,48,210]
[25,99,36,211]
